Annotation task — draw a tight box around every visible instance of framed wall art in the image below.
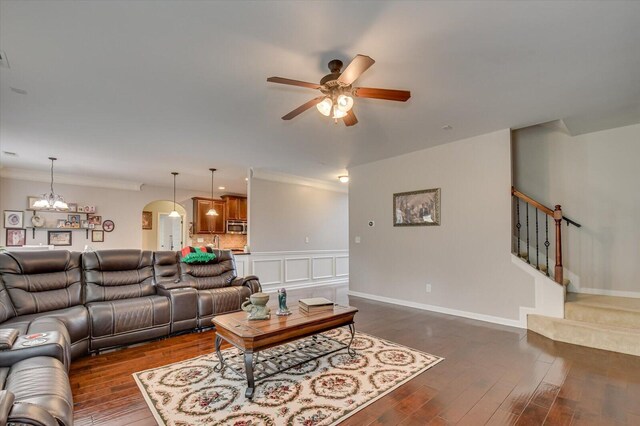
[48,230,72,246]
[91,230,104,242]
[393,188,441,226]
[3,210,23,228]
[102,220,115,232]
[142,211,152,230]
[6,229,26,246]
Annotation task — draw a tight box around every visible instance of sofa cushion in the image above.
[153,251,180,285]
[180,249,237,290]
[0,251,82,316]
[83,250,155,303]
[87,295,170,338]
[5,356,73,426]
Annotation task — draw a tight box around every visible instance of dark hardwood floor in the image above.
[70,296,640,425]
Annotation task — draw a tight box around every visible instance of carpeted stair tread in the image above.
[528,314,640,357]
[565,293,640,329]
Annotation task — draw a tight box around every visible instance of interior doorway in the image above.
[141,200,187,251]
[158,213,183,251]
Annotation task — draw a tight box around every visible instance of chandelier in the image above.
[33,157,68,210]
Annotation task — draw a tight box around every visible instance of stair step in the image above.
[528,314,640,357]
[513,253,570,286]
[565,293,640,328]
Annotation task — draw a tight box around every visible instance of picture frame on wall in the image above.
[3,210,24,228]
[393,188,441,226]
[5,229,26,247]
[87,215,102,226]
[68,215,81,228]
[48,230,72,246]
[142,211,152,230]
[27,196,41,210]
[91,230,104,243]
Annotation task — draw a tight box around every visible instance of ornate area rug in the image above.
[133,328,443,426]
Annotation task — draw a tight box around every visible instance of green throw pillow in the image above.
[181,251,216,264]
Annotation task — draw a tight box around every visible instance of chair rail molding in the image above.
[235,249,349,291]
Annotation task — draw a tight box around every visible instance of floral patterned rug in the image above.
[133,328,443,426]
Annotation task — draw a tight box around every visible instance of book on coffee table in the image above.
[299,297,334,313]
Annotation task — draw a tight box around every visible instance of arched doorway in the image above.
[141,200,187,251]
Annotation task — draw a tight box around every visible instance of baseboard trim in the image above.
[348,290,523,329]
[570,287,640,299]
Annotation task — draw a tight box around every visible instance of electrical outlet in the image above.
[197,238,204,243]
[426,283,432,293]
[305,236,310,243]
[355,236,361,244]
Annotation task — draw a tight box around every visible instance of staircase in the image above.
[528,293,640,356]
[511,187,640,356]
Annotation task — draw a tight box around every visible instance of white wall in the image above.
[349,129,535,323]
[0,177,210,251]
[249,178,348,252]
[513,123,640,297]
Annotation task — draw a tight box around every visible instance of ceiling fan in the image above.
[267,54,411,127]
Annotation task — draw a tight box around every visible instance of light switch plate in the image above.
[355,236,361,244]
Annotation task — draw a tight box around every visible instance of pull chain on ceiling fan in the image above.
[267,54,411,127]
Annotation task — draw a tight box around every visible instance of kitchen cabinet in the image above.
[192,197,226,234]
[222,196,247,221]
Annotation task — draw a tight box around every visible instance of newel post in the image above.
[553,205,563,285]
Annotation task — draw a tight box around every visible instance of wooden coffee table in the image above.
[212,305,358,399]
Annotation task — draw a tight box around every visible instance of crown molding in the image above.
[0,167,143,191]
[250,169,347,193]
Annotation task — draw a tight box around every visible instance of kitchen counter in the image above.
[231,250,250,255]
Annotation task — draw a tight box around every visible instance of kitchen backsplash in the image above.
[191,233,247,250]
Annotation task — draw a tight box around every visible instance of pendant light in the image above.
[206,168,219,216]
[33,157,69,210]
[168,172,181,218]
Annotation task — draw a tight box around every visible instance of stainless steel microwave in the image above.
[226,220,247,234]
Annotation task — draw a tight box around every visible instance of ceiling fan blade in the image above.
[267,77,321,90]
[353,87,411,102]
[343,110,358,127]
[281,96,325,120]
[337,55,375,85]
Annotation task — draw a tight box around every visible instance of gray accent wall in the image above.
[349,129,535,321]
[513,122,640,297]
[249,178,348,252]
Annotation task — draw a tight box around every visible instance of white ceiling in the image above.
[1,1,639,193]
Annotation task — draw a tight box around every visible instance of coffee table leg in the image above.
[214,335,224,372]
[244,351,255,399]
[347,323,356,357]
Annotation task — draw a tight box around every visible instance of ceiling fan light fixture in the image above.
[336,94,354,112]
[332,105,347,119]
[316,97,333,116]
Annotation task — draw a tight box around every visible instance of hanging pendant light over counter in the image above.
[206,168,219,216]
[169,172,181,218]
[33,157,69,210]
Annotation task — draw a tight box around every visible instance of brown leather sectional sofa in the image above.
[0,248,261,426]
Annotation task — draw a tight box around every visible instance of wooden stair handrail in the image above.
[511,187,554,216]
[511,186,564,285]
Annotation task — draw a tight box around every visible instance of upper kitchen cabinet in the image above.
[192,197,226,234]
[222,195,247,220]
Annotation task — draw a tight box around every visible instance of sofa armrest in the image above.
[0,329,20,350]
[0,331,69,370]
[157,280,192,291]
[0,390,14,426]
[231,276,262,293]
[157,286,198,333]
[8,401,59,426]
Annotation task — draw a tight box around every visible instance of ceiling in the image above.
[1,1,639,193]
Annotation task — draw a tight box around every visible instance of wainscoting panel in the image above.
[236,250,348,292]
[312,256,334,280]
[335,255,349,277]
[251,258,283,286]
[285,257,311,283]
